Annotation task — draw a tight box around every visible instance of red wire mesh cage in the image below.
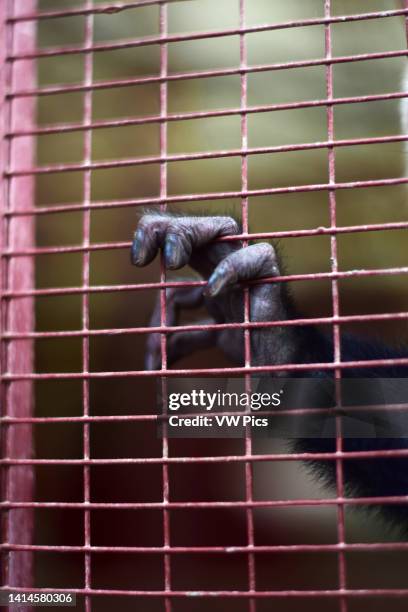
[1,0,408,611]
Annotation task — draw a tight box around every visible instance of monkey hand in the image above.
[131,213,298,370]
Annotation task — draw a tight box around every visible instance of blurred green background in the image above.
[31,0,408,610]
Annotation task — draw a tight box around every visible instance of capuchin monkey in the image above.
[131,212,408,530]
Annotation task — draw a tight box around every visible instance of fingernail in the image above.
[206,270,224,297]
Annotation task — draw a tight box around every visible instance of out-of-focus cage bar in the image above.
[1,0,408,611]
[1,0,37,606]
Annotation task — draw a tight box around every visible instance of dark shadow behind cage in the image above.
[1,1,408,611]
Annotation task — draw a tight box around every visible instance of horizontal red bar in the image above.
[3,265,408,299]
[2,219,408,258]
[2,448,408,465]
[6,0,180,22]
[2,356,408,380]
[6,133,408,176]
[6,91,407,140]
[0,586,407,598]
[7,9,408,60]
[3,399,408,424]
[1,415,159,424]
[1,497,408,513]
[2,312,408,341]
[4,177,408,218]
[7,49,408,100]
[2,541,408,554]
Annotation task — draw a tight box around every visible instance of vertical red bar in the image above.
[324,1,347,611]
[159,4,172,611]
[0,0,11,591]
[82,2,94,611]
[239,2,256,610]
[1,0,36,605]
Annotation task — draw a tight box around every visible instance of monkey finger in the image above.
[163,233,192,269]
[131,215,173,266]
[132,213,240,271]
[145,285,206,370]
[205,242,279,297]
